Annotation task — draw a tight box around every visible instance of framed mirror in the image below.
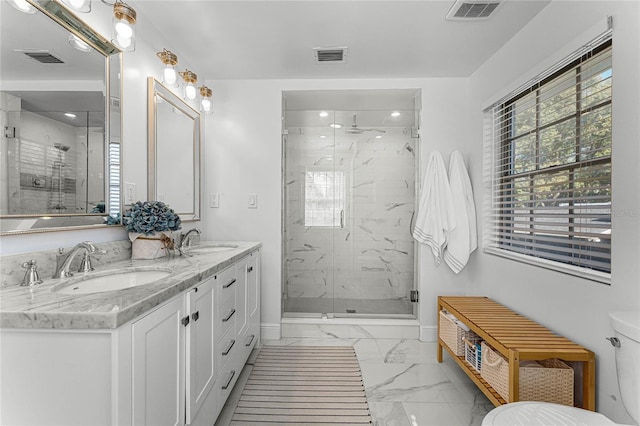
[0,0,122,235]
[147,78,201,221]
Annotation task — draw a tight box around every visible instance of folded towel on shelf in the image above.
[444,150,478,274]
[412,151,456,265]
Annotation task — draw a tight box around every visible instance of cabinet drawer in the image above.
[215,296,236,339]
[216,326,238,373]
[216,266,237,308]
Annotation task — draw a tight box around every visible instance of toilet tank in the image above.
[609,311,640,424]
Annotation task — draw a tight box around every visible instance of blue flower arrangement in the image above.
[123,201,181,235]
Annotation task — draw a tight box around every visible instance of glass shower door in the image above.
[283,108,417,318]
[283,113,339,315]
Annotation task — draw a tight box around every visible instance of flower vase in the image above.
[130,232,173,260]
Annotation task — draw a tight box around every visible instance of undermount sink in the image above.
[185,243,238,255]
[52,268,172,295]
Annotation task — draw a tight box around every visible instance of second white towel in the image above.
[444,150,477,273]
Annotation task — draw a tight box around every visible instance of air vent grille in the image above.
[21,51,64,64]
[313,47,348,64]
[446,0,502,20]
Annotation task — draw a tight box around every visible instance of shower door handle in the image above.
[340,210,344,228]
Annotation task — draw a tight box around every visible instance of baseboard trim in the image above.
[421,325,437,342]
[261,323,281,341]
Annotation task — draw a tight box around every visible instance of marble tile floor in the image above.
[215,338,494,426]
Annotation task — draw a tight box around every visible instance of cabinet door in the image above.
[132,295,185,426]
[246,251,259,326]
[234,256,249,338]
[186,276,216,424]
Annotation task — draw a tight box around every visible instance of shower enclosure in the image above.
[282,90,420,318]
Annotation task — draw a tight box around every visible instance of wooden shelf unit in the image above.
[437,296,595,410]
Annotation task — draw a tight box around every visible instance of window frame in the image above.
[484,39,612,283]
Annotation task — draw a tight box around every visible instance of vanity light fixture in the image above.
[8,0,37,14]
[157,49,178,86]
[179,69,198,100]
[68,34,91,52]
[112,0,136,51]
[199,85,212,113]
[61,0,91,13]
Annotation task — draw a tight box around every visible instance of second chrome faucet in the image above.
[53,241,101,279]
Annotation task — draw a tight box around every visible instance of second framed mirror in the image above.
[147,77,201,221]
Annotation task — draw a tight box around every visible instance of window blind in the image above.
[108,141,120,218]
[483,36,612,280]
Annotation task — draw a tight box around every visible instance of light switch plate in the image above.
[248,193,257,209]
[125,182,137,204]
[210,193,219,208]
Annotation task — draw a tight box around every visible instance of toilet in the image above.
[482,311,639,426]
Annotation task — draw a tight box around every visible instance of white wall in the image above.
[204,78,470,336]
[0,1,202,255]
[465,1,640,423]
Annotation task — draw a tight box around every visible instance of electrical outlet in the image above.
[125,182,137,204]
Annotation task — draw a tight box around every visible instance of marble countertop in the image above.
[0,241,261,330]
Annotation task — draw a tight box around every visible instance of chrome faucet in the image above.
[179,228,201,252]
[53,241,100,279]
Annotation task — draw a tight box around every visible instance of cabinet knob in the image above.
[192,311,200,322]
[181,316,190,326]
[247,266,253,273]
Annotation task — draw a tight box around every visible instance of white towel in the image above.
[412,151,456,265]
[444,150,478,273]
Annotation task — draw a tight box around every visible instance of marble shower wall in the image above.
[284,125,416,309]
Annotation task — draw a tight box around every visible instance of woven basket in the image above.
[480,342,574,405]
[439,310,477,356]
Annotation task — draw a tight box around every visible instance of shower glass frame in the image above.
[282,105,420,320]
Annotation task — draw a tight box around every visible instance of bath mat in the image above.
[230,346,372,425]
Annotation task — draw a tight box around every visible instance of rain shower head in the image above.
[54,143,70,152]
[345,114,386,134]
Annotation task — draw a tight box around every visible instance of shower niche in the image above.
[282,89,420,318]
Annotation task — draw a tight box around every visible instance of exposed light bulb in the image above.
[115,20,133,39]
[116,34,132,49]
[201,98,211,112]
[69,0,86,8]
[68,34,91,52]
[185,83,196,100]
[163,65,177,85]
[8,0,37,13]
[62,0,90,12]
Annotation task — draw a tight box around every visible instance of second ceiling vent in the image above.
[313,47,348,64]
[446,0,504,21]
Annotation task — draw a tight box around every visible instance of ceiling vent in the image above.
[446,0,504,21]
[18,50,64,64]
[313,47,348,64]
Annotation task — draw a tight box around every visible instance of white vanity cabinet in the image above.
[207,249,260,422]
[0,248,260,426]
[130,294,187,426]
[129,274,216,426]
